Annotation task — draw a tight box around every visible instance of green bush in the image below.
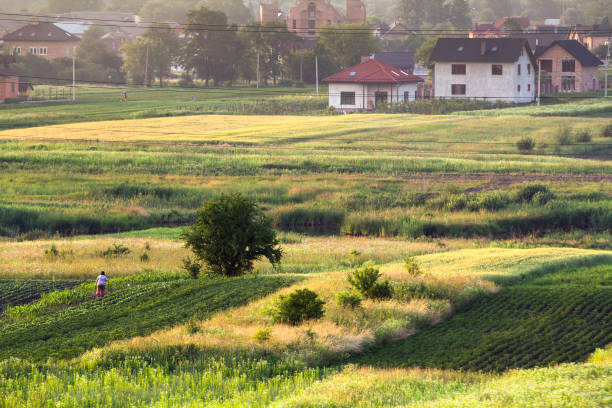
[272,288,325,325]
[335,290,363,309]
[517,136,536,151]
[404,256,423,277]
[554,125,573,145]
[474,191,511,211]
[185,318,200,334]
[601,124,612,138]
[575,128,592,143]
[253,327,272,343]
[347,263,393,300]
[533,191,555,205]
[182,257,202,279]
[139,252,150,262]
[103,243,130,258]
[515,184,552,203]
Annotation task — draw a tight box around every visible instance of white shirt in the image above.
[96,275,108,286]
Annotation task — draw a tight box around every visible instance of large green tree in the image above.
[76,27,123,75]
[317,23,378,70]
[47,0,103,13]
[182,193,282,277]
[203,0,252,24]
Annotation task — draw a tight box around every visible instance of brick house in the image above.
[2,21,80,60]
[0,56,20,102]
[534,40,602,93]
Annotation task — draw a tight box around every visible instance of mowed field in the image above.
[0,96,611,406]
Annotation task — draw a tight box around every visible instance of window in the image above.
[561,76,575,91]
[293,20,296,29]
[517,84,521,92]
[527,64,531,75]
[540,60,552,72]
[527,84,531,91]
[451,64,466,75]
[375,91,388,106]
[29,47,37,55]
[562,59,575,73]
[12,47,21,55]
[39,47,47,56]
[451,84,466,95]
[340,92,356,105]
[492,64,503,75]
[308,2,316,18]
[517,64,521,75]
[308,19,315,34]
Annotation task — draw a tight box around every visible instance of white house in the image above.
[322,58,424,111]
[431,38,536,103]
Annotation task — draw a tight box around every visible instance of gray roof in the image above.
[536,40,602,67]
[371,52,415,70]
[3,21,80,42]
[431,38,537,68]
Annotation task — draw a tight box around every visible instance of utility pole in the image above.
[300,54,303,82]
[315,55,319,96]
[256,53,260,89]
[537,59,541,106]
[605,39,610,98]
[72,52,76,101]
[144,42,150,88]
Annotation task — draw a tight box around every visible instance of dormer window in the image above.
[457,46,464,52]
[349,71,357,77]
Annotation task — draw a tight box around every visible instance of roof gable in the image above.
[431,38,535,66]
[322,59,424,84]
[538,40,602,66]
[2,21,80,42]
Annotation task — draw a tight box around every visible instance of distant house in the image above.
[431,38,536,103]
[535,40,602,93]
[381,22,411,41]
[470,17,530,39]
[569,21,611,50]
[0,56,20,102]
[322,58,424,111]
[2,21,80,59]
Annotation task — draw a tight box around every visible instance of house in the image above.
[380,22,411,41]
[569,21,611,50]
[534,40,602,93]
[322,58,424,111]
[518,26,571,51]
[2,20,80,59]
[431,38,536,103]
[259,0,366,38]
[470,17,530,38]
[0,56,20,102]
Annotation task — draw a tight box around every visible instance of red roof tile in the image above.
[322,59,424,84]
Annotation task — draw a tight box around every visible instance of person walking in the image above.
[96,271,108,298]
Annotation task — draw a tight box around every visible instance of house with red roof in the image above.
[322,58,424,111]
[0,56,20,102]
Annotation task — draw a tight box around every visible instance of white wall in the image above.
[328,82,420,110]
[434,46,535,103]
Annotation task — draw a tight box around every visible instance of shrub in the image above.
[272,288,325,325]
[533,190,555,205]
[517,136,536,151]
[515,184,552,203]
[182,257,202,279]
[185,318,200,334]
[555,125,573,145]
[103,243,130,258]
[335,290,363,309]
[475,191,511,211]
[253,327,272,343]
[139,252,150,262]
[182,193,282,277]
[404,256,423,277]
[575,128,592,143]
[44,244,60,259]
[602,124,612,138]
[347,263,393,300]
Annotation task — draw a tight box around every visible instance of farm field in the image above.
[0,94,610,407]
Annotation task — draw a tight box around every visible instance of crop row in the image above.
[357,264,612,372]
[0,275,296,361]
[0,280,82,311]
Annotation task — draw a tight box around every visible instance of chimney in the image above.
[481,40,486,55]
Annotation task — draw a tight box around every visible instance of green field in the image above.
[0,93,610,406]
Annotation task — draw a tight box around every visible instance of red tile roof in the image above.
[495,17,530,29]
[322,59,424,84]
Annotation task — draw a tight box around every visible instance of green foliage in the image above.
[317,23,378,69]
[0,280,82,311]
[414,36,439,69]
[555,125,574,145]
[347,263,393,300]
[404,256,423,277]
[357,263,612,372]
[103,243,131,258]
[185,317,200,334]
[335,290,363,309]
[602,124,612,138]
[575,128,592,143]
[272,288,325,325]
[139,252,150,262]
[380,98,513,114]
[182,256,202,279]
[182,193,282,276]
[253,327,272,343]
[514,184,552,203]
[517,136,536,151]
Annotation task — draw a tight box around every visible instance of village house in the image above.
[469,16,530,38]
[431,38,536,103]
[259,0,366,38]
[0,55,20,102]
[363,52,428,78]
[322,58,424,111]
[569,20,610,50]
[535,40,602,93]
[2,20,80,60]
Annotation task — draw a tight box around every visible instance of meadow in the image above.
[0,93,610,406]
